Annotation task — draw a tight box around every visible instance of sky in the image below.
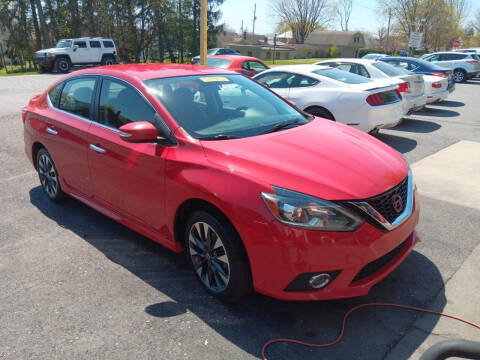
[219,0,479,36]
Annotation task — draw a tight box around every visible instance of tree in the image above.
[272,0,334,44]
[329,44,340,57]
[335,0,352,31]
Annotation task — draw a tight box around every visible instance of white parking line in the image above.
[411,140,480,210]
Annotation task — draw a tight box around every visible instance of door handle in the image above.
[89,144,106,153]
[46,127,58,135]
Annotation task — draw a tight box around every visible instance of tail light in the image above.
[115,47,119,56]
[466,60,479,65]
[398,82,409,93]
[431,72,448,78]
[432,82,442,88]
[366,94,384,106]
[22,107,28,124]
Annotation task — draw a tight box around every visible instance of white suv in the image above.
[34,38,119,73]
[422,51,480,82]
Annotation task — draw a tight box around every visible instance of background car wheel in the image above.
[36,148,65,202]
[185,210,252,300]
[304,106,335,121]
[54,57,70,73]
[101,56,115,66]
[453,69,466,83]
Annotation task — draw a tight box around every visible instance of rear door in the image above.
[88,40,102,63]
[87,76,167,231]
[44,76,97,196]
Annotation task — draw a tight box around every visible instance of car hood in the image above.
[35,48,66,55]
[201,119,408,200]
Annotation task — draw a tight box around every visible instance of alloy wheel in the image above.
[188,221,230,292]
[38,153,59,198]
[453,71,465,82]
[105,58,114,66]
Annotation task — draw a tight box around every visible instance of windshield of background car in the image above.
[373,61,411,76]
[207,49,218,55]
[56,40,72,48]
[206,58,232,68]
[144,74,309,139]
[312,68,371,84]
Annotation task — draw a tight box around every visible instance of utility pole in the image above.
[252,4,257,37]
[200,0,207,65]
[386,8,391,54]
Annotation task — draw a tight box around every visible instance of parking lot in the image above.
[1,74,480,359]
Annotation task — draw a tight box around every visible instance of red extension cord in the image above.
[262,302,480,360]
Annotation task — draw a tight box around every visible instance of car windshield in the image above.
[207,49,218,55]
[56,40,72,48]
[312,68,371,84]
[206,58,232,68]
[373,61,411,76]
[144,74,309,139]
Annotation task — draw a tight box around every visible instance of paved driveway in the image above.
[1,74,479,359]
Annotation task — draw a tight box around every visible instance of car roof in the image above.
[319,58,378,65]
[265,64,330,73]
[208,55,263,62]
[71,63,237,81]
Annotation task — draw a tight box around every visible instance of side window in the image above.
[89,41,101,48]
[102,41,114,48]
[336,63,353,73]
[73,41,87,48]
[98,79,155,129]
[407,61,419,70]
[289,74,319,87]
[255,72,292,89]
[424,54,439,62]
[242,61,250,70]
[453,54,467,60]
[48,83,63,107]
[358,65,370,78]
[59,77,96,119]
[248,61,268,72]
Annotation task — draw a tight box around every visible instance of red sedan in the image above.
[204,55,269,77]
[23,63,419,301]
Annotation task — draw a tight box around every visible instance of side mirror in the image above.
[73,45,79,52]
[118,121,158,143]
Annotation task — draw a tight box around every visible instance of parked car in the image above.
[422,75,449,103]
[34,37,119,73]
[420,51,480,82]
[377,56,456,93]
[316,58,427,114]
[454,48,480,54]
[254,64,404,134]
[200,55,269,77]
[362,53,388,59]
[23,63,419,301]
[191,48,240,64]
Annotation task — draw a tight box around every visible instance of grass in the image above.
[264,58,327,66]
[0,66,39,76]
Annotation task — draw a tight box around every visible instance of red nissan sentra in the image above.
[23,63,419,301]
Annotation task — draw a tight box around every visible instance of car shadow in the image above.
[389,118,441,134]
[433,100,465,108]
[29,186,446,360]
[414,107,460,118]
[376,133,418,153]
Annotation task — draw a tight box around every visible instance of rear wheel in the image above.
[185,210,252,300]
[54,57,70,73]
[36,148,65,202]
[304,106,335,121]
[101,56,115,66]
[453,69,466,83]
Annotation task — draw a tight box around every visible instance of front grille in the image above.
[365,176,408,223]
[352,237,409,282]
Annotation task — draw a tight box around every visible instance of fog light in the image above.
[309,273,331,289]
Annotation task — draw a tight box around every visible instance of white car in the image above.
[253,64,404,134]
[423,75,449,103]
[316,58,426,115]
[421,52,480,82]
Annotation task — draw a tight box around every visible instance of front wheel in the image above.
[54,57,70,73]
[185,211,252,300]
[36,148,65,202]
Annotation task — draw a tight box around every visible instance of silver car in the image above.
[422,52,480,82]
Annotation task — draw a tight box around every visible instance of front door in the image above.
[87,77,167,231]
[70,40,90,63]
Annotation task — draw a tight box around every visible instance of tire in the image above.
[304,106,335,121]
[101,56,115,66]
[36,148,65,202]
[54,57,70,73]
[453,69,466,83]
[185,210,252,300]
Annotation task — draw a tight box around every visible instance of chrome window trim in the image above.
[348,169,413,231]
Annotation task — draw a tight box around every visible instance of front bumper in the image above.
[34,56,54,68]
[244,190,420,301]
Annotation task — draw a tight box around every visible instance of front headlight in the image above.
[47,53,55,57]
[261,187,363,231]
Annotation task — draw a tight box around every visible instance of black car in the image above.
[378,56,455,93]
[191,48,240,64]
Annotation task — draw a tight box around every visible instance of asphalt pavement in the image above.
[1,74,479,360]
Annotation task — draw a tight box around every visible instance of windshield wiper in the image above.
[263,119,301,134]
[198,134,241,140]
